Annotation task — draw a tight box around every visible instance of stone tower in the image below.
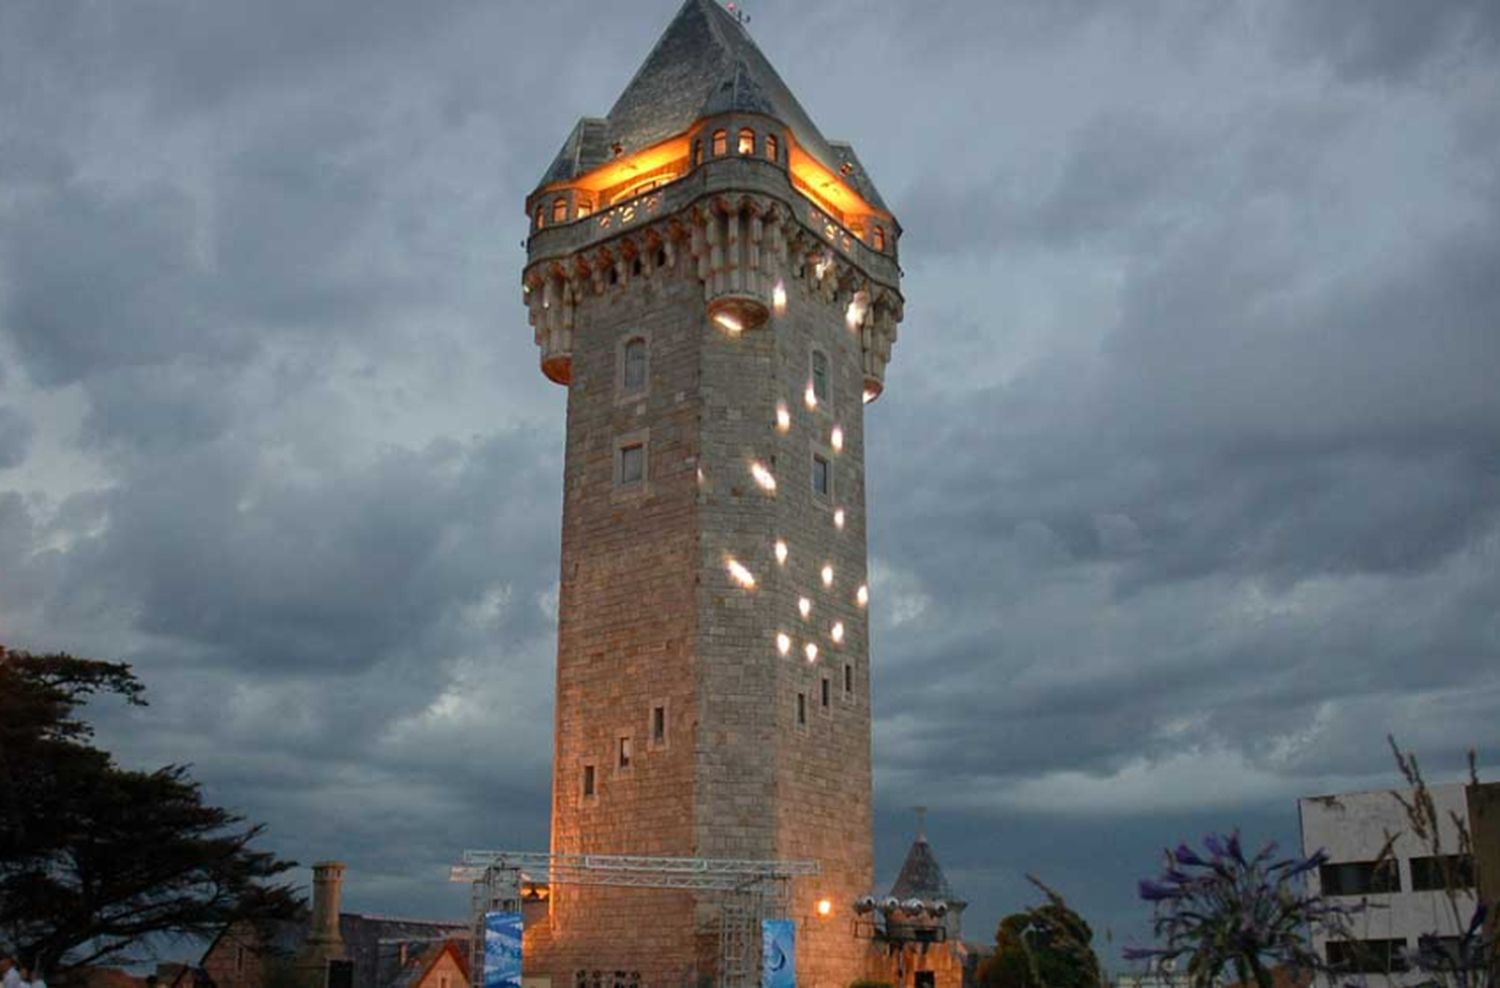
[521,2,902,986]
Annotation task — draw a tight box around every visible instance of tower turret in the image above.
[522,3,903,986]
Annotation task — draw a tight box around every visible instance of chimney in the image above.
[296,861,349,987]
[308,862,347,950]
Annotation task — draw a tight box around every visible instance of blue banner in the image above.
[484,912,523,988]
[761,919,795,988]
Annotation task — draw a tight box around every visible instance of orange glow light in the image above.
[776,403,792,432]
[804,385,818,410]
[817,898,833,917]
[831,426,844,452]
[831,621,844,644]
[775,540,788,565]
[821,564,834,587]
[714,311,744,334]
[856,584,869,607]
[777,632,792,656]
[834,508,845,530]
[804,642,819,663]
[773,280,787,315]
[798,597,812,619]
[751,462,777,493]
[727,559,755,589]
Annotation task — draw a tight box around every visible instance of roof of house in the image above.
[537,0,889,211]
[198,914,469,988]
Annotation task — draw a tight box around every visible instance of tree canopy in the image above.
[0,645,301,974]
[979,892,1102,988]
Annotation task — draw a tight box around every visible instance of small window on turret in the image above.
[693,140,703,165]
[873,225,887,252]
[766,134,779,162]
[712,129,728,156]
[552,198,568,224]
[577,199,593,219]
[738,128,755,155]
[534,205,545,229]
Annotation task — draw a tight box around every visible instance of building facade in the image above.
[1298,781,1499,987]
[520,2,903,986]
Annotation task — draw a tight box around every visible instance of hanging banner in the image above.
[484,912,524,988]
[761,919,795,988]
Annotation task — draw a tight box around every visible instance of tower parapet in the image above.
[522,0,902,399]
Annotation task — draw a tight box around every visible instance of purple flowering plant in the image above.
[1125,831,1357,988]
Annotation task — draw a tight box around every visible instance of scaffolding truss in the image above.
[450,850,817,988]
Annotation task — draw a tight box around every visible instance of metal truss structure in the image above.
[451,850,818,988]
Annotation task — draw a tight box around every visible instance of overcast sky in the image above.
[2,0,1498,967]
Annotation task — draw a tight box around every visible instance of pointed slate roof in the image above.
[537,0,889,211]
[889,837,964,905]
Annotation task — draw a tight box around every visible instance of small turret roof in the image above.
[889,837,964,905]
[536,0,889,211]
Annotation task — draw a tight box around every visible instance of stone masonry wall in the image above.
[529,249,706,988]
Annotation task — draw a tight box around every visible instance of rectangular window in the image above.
[577,199,593,219]
[652,705,666,744]
[618,736,632,770]
[820,676,830,708]
[844,662,853,695]
[812,454,830,497]
[1326,939,1409,974]
[811,350,830,402]
[622,337,648,393]
[582,764,596,798]
[796,692,806,726]
[619,442,645,486]
[1410,854,1475,891]
[1319,859,1401,896]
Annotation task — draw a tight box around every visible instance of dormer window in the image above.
[873,226,886,252]
[738,128,755,155]
[552,198,568,224]
[765,134,779,162]
[712,129,728,156]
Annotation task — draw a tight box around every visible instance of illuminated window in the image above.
[622,337,647,393]
[820,676,830,709]
[693,139,703,166]
[766,134,779,161]
[738,128,755,155]
[582,764,596,798]
[796,692,807,726]
[873,225,886,252]
[652,705,666,744]
[618,735,632,770]
[618,439,646,487]
[712,129,728,156]
[812,454,830,498]
[577,199,593,219]
[552,198,568,224]
[535,205,545,229]
[811,350,830,403]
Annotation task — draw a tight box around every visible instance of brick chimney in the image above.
[296,861,348,987]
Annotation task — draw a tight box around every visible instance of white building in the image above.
[1298,781,1497,987]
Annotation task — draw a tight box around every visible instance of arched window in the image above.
[623,337,647,393]
[693,139,703,166]
[577,199,593,219]
[552,198,568,224]
[811,349,830,404]
[873,225,886,252]
[712,129,728,156]
[534,205,545,229]
[738,128,755,155]
[765,134,779,162]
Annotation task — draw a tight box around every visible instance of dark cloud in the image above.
[0,406,33,468]
[1273,0,1500,83]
